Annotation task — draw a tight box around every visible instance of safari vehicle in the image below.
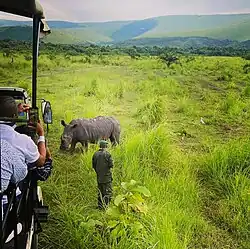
[0,1,52,248]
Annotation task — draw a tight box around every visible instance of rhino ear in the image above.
[61,120,66,127]
[71,123,78,129]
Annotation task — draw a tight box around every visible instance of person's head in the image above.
[0,96,18,118]
[99,140,108,149]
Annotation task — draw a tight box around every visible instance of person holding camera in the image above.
[15,101,53,180]
[0,96,46,167]
[0,96,53,244]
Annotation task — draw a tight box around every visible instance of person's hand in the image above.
[17,103,30,113]
[22,104,30,112]
[28,121,44,136]
[17,103,24,113]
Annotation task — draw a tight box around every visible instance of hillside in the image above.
[140,18,250,41]
[0,26,32,41]
[0,13,250,45]
[138,14,250,40]
[197,19,250,41]
[44,28,112,44]
[111,37,240,48]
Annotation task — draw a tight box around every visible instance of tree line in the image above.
[0,39,250,59]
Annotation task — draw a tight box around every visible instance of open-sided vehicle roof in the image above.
[0,87,30,101]
[0,0,44,19]
[0,0,50,33]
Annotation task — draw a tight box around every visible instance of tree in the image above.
[159,54,181,67]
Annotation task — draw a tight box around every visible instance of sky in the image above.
[1,0,250,22]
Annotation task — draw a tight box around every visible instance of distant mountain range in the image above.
[0,13,250,47]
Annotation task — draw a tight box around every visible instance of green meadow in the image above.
[1,52,250,248]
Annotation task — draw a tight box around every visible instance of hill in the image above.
[138,14,250,40]
[0,13,250,46]
[139,18,250,41]
[196,19,250,41]
[44,28,112,44]
[0,26,32,41]
[110,37,239,48]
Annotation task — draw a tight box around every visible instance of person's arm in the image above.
[18,104,46,167]
[34,158,53,181]
[28,147,53,181]
[35,122,46,167]
[17,103,30,114]
[107,152,114,169]
[26,122,46,167]
[92,153,97,171]
[46,147,52,159]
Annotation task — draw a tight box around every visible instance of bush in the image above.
[135,97,165,128]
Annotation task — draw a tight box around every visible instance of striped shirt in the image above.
[1,139,27,192]
[28,158,53,181]
[1,139,28,219]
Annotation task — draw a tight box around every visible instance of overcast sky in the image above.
[1,0,250,22]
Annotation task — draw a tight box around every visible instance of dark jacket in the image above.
[92,149,113,183]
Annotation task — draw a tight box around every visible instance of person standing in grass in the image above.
[92,140,114,209]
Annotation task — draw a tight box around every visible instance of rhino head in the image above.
[60,120,77,150]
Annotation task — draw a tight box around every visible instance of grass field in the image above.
[1,52,250,248]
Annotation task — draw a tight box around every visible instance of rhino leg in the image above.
[109,135,117,147]
[114,133,120,145]
[69,140,77,153]
[80,141,88,153]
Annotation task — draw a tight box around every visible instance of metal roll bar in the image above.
[0,1,51,248]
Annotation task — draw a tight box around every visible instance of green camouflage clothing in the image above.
[97,182,112,208]
[92,148,113,183]
[92,148,114,208]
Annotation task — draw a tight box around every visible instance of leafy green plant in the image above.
[106,180,151,242]
[65,180,151,247]
[79,217,104,233]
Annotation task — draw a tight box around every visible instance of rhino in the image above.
[60,116,121,152]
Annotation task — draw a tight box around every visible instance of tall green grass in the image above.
[40,126,205,249]
[200,139,250,245]
[1,51,250,248]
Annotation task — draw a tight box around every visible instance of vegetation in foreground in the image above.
[1,48,250,249]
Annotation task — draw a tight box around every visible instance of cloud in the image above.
[1,0,250,22]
